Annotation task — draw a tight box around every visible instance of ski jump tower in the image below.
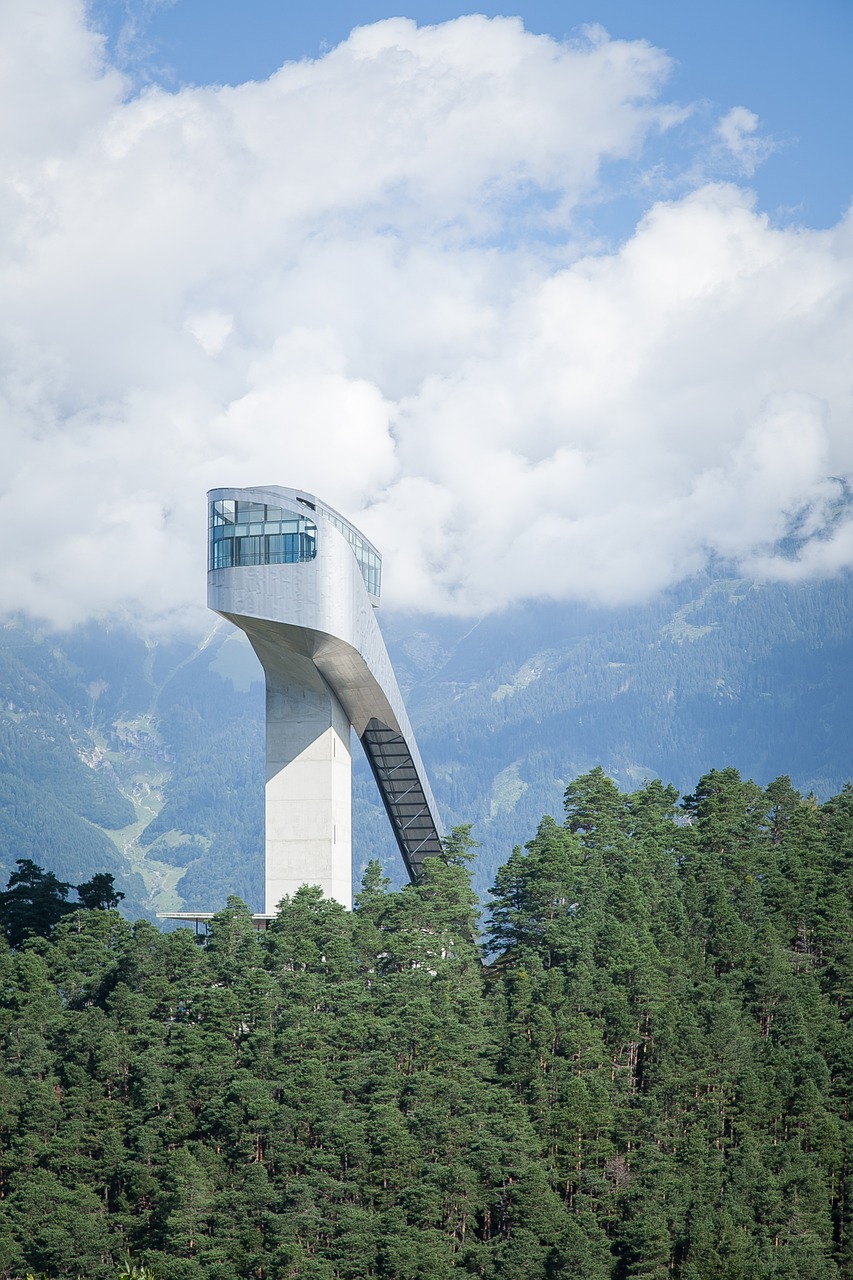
[207,485,444,911]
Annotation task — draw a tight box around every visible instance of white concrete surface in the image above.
[263,653,352,911]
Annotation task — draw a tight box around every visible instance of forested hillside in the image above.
[2,767,852,1278]
[392,571,853,893]
[0,619,264,920]
[3,569,853,914]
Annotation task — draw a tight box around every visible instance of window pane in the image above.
[209,509,317,569]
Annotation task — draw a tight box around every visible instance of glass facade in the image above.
[320,507,382,597]
[209,500,318,570]
[208,496,382,597]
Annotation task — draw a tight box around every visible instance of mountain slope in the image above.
[1,569,852,911]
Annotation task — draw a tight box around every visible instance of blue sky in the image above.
[91,0,853,229]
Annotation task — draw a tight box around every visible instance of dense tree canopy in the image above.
[1,775,853,1278]
[0,860,75,948]
[0,863,124,947]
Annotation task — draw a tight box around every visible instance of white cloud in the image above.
[0,1,123,162]
[185,309,233,357]
[0,3,851,629]
[715,105,775,175]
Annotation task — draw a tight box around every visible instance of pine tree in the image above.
[0,859,75,947]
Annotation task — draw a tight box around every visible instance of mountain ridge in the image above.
[1,568,852,914]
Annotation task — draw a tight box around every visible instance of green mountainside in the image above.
[2,770,853,1278]
[394,571,853,894]
[0,620,264,920]
[1,570,853,913]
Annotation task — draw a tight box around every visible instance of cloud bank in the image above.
[1,1,852,628]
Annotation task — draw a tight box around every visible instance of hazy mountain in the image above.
[2,569,852,914]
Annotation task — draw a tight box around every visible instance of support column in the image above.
[254,642,352,912]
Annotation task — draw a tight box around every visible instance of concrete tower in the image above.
[206,485,443,912]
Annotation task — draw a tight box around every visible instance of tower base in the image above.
[254,634,353,912]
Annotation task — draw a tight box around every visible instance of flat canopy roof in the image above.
[157,912,277,929]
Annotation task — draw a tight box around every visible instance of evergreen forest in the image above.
[2,766,853,1278]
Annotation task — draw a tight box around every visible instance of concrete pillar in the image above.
[254,642,352,912]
